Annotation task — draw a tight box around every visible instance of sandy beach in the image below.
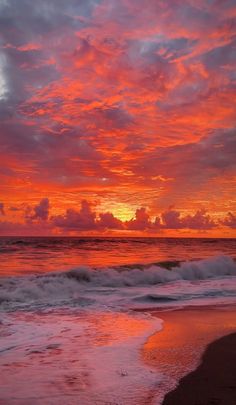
[163,332,236,404]
[142,305,236,404]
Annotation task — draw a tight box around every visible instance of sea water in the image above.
[0,237,236,404]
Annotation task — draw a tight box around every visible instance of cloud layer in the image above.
[0,198,235,236]
[0,0,235,235]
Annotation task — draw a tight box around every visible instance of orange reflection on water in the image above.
[86,311,155,347]
[1,237,236,277]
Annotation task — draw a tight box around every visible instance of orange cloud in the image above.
[0,0,235,237]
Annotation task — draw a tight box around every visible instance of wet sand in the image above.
[142,305,236,404]
[163,332,236,405]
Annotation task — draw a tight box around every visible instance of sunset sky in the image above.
[0,0,235,236]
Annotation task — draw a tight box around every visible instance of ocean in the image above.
[0,237,236,404]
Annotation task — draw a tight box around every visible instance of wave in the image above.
[0,255,236,309]
[64,255,236,286]
[133,289,236,304]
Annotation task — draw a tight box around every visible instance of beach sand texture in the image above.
[163,332,236,404]
[142,306,236,404]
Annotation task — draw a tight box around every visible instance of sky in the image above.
[0,0,235,237]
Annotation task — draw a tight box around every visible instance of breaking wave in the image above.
[65,255,236,286]
[0,255,236,309]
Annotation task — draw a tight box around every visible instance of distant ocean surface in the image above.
[0,237,236,404]
[1,236,236,275]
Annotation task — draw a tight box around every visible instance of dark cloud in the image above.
[53,201,124,231]
[221,212,236,229]
[161,209,216,230]
[0,0,96,45]
[33,198,50,221]
[126,207,216,231]
[98,212,124,229]
[126,207,152,230]
[0,202,5,215]
[25,198,50,221]
[52,200,97,230]
[203,40,236,71]
[135,128,236,189]
[9,206,20,212]
[0,198,223,234]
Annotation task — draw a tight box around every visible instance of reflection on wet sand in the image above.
[143,305,236,403]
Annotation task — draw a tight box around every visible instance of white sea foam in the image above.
[66,255,236,286]
[0,255,236,310]
[0,309,163,404]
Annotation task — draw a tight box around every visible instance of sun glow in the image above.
[105,203,135,222]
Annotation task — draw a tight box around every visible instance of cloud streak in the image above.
[0,0,235,236]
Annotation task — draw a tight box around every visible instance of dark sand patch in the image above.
[142,305,236,404]
[163,332,236,405]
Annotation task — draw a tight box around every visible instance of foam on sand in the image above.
[0,309,163,405]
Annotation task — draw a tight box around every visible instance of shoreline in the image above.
[142,304,236,404]
[163,332,236,404]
